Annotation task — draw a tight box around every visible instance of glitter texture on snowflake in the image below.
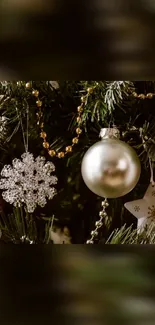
[0,152,58,213]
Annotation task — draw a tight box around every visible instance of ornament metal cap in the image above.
[99,127,120,140]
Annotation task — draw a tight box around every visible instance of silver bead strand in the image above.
[86,199,109,244]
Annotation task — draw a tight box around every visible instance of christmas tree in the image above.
[0,80,155,244]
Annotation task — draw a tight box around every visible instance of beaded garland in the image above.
[132,91,155,100]
[25,82,94,159]
[24,82,155,157]
[86,198,109,244]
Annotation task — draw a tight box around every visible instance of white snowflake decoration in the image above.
[0,152,58,213]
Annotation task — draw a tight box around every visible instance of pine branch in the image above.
[78,81,135,128]
[104,81,135,113]
[106,222,155,244]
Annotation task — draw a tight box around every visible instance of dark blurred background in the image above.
[1,246,155,325]
[0,0,155,78]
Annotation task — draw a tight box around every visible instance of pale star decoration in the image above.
[0,152,58,213]
[124,183,155,231]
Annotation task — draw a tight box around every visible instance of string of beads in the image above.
[25,82,94,158]
[132,92,155,100]
[86,199,109,244]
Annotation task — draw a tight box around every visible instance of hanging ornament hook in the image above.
[15,97,29,153]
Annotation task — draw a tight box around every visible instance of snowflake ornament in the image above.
[0,152,58,213]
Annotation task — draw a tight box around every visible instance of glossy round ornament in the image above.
[81,130,141,198]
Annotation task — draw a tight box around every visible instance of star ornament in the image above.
[124,184,155,231]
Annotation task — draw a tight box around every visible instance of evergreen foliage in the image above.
[0,81,155,243]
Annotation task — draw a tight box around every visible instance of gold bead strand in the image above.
[24,82,95,159]
[132,91,155,100]
[86,199,109,244]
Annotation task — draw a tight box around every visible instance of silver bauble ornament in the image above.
[81,128,141,198]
